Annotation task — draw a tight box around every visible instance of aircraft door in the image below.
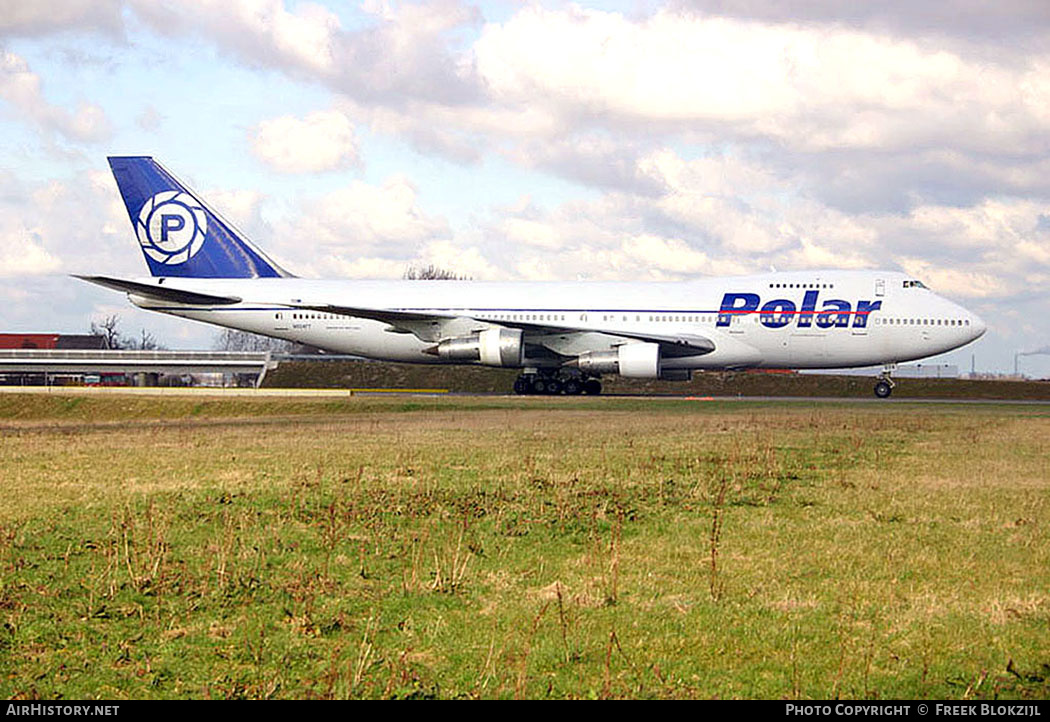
[788,332,827,367]
[875,278,885,297]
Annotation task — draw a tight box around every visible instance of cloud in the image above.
[0,51,112,143]
[0,229,61,276]
[868,197,1050,297]
[266,175,451,276]
[250,109,359,173]
[0,168,140,278]
[127,0,342,75]
[468,151,867,281]
[0,0,123,38]
[671,1,1050,44]
[113,2,1050,212]
[449,145,1050,303]
[136,105,163,132]
[128,0,481,104]
[472,7,1050,156]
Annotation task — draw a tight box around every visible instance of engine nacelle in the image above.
[575,342,661,378]
[433,328,523,367]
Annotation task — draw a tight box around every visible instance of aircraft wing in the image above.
[290,302,716,357]
[494,318,715,356]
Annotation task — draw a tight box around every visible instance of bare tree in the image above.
[131,328,161,350]
[214,328,296,353]
[403,264,469,280]
[90,315,125,349]
[89,315,166,350]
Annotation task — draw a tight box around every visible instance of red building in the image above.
[0,334,106,350]
[0,334,60,350]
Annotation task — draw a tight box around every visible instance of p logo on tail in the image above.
[136,190,207,265]
[108,156,290,279]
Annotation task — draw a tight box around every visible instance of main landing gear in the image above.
[513,371,602,396]
[874,364,896,399]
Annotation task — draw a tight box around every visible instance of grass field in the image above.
[263,360,1050,400]
[1,393,1048,699]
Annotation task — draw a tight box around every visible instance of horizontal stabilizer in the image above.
[74,275,242,305]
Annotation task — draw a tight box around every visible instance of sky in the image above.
[1,0,1049,376]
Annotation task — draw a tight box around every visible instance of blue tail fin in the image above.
[108,156,291,278]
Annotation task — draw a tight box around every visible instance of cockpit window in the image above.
[903,280,928,289]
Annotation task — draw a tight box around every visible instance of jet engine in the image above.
[429,328,524,367]
[573,342,661,378]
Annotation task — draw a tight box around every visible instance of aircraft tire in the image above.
[583,379,602,395]
[874,380,892,398]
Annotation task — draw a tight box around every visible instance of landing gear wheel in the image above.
[545,378,563,395]
[583,379,603,395]
[874,380,893,399]
[513,376,530,395]
[531,377,550,395]
[562,378,582,395]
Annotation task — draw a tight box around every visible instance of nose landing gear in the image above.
[874,364,896,398]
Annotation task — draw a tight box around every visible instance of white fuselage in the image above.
[127,269,985,370]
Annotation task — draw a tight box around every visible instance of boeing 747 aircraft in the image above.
[78,157,986,397]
